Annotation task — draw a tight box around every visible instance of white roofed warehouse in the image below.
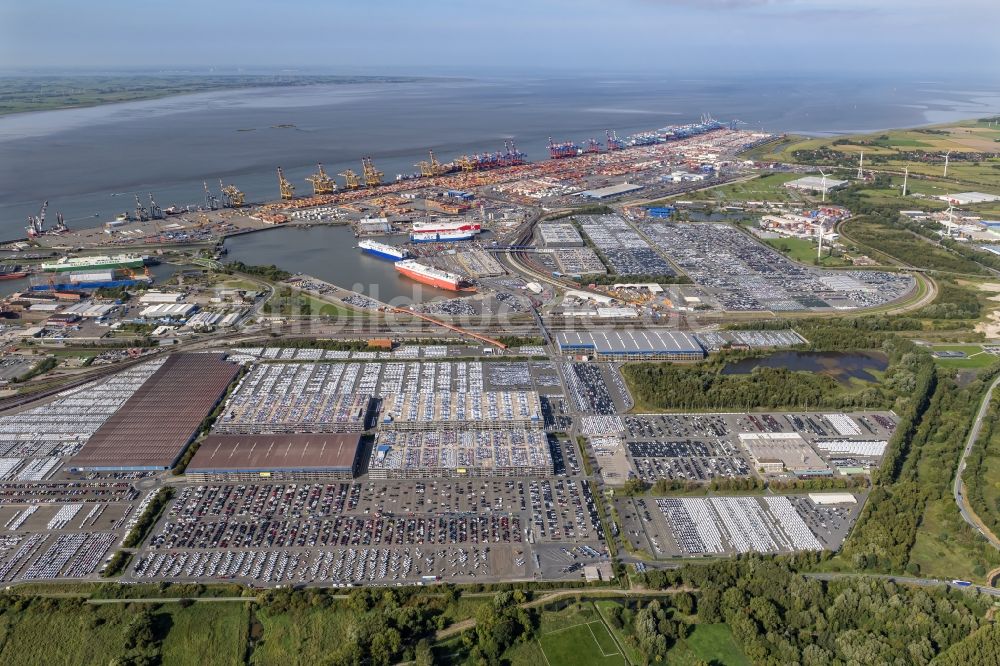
[556,330,705,361]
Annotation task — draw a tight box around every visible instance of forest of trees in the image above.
[644,558,994,666]
[842,367,1000,575]
[843,216,988,274]
[962,393,1000,540]
[224,261,292,282]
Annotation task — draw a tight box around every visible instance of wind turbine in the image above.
[817,168,828,202]
[945,204,956,238]
[944,150,951,178]
[816,221,824,260]
[902,166,909,197]
[857,151,865,179]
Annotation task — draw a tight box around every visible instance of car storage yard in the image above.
[605,411,896,484]
[619,493,863,557]
[128,475,608,586]
[0,481,147,582]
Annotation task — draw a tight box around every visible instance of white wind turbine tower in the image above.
[817,168,829,202]
[944,150,951,178]
[857,151,864,179]
[946,204,956,238]
[902,166,909,197]
[816,222,824,260]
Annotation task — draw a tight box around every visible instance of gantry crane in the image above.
[26,201,48,237]
[148,194,163,220]
[339,169,361,190]
[219,179,246,208]
[305,163,336,195]
[605,130,624,151]
[361,156,383,188]
[134,194,150,221]
[203,182,220,210]
[416,150,444,178]
[276,167,295,200]
[455,155,476,172]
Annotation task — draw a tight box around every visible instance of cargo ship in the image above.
[411,220,481,234]
[358,239,409,261]
[41,254,146,273]
[30,269,153,292]
[0,265,27,280]
[409,230,477,243]
[409,220,480,243]
[394,260,468,291]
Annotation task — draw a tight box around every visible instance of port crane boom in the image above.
[339,169,361,189]
[361,157,384,188]
[416,150,444,178]
[276,167,295,200]
[219,179,246,208]
[305,163,336,195]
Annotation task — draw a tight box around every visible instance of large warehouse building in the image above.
[556,330,705,361]
[185,434,363,481]
[70,353,241,471]
[367,429,553,479]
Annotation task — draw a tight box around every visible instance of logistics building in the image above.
[70,353,241,471]
[578,183,644,199]
[185,434,363,481]
[556,330,705,361]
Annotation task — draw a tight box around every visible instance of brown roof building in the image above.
[70,353,241,471]
[185,433,363,481]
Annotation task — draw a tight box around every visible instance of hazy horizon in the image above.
[2,0,998,79]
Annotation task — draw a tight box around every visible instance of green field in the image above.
[682,172,805,203]
[665,623,750,666]
[760,236,851,267]
[160,603,250,666]
[594,600,645,665]
[250,605,355,665]
[930,344,997,369]
[261,291,359,318]
[0,599,250,666]
[538,621,626,666]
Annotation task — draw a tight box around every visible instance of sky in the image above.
[2,0,998,78]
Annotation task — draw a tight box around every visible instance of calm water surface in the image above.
[721,351,889,383]
[1,75,998,239]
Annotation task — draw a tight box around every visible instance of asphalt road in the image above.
[953,373,1000,550]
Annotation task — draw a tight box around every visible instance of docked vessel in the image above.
[409,230,477,243]
[411,220,481,234]
[409,220,480,243]
[30,269,152,291]
[394,260,466,291]
[358,239,409,261]
[41,254,146,273]
[0,265,27,280]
